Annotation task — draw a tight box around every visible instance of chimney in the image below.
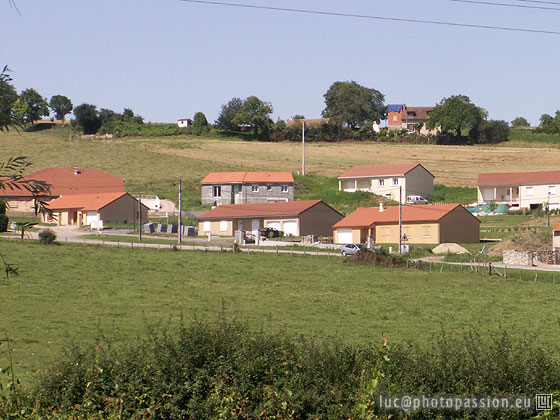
[379,203,384,212]
[74,165,80,175]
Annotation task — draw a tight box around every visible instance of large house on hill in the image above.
[338,163,434,203]
[387,104,436,135]
[0,166,125,215]
[200,171,294,206]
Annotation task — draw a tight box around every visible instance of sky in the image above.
[1,0,558,126]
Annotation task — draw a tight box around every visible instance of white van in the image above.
[406,195,429,205]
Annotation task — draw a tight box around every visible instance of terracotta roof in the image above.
[0,168,124,197]
[553,221,560,231]
[333,203,477,228]
[478,171,560,186]
[199,200,325,219]
[338,163,433,179]
[201,171,294,184]
[47,192,136,211]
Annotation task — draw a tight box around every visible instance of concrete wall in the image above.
[503,250,557,266]
[439,207,480,243]
[201,183,294,206]
[98,194,148,224]
[298,201,343,237]
[404,165,434,200]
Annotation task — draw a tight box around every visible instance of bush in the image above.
[38,228,57,244]
[0,214,8,232]
[350,248,405,267]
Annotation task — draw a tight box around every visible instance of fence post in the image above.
[276,245,278,256]
[504,265,507,279]
[519,269,522,281]
[291,249,293,257]
[535,271,538,282]
[554,272,556,284]
[440,263,443,273]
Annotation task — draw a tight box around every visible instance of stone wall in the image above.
[503,250,558,266]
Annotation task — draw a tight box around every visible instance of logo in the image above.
[535,394,552,411]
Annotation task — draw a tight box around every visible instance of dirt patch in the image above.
[489,229,551,257]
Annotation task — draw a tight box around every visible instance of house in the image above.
[333,203,480,245]
[478,170,560,210]
[338,163,434,203]
[387,104,436,135]
[200,171,295,206]
[177,118,192,127]
[0,167,125,215]
[44,192,148,226]
[198,200,343,237]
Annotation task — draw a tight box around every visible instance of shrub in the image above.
[0,214,8,232]
[38,228,57,244]
[350,248,405,267]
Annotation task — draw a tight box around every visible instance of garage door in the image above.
[267,221,281,230]
[283,221,298,236]
[336,229,353,244]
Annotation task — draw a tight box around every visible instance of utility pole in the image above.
[301,119,305,176]
[398,186,402,254]
[138,193,142,243]
[547,192,551,227]
[178,179,182,244]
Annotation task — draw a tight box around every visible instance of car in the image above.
[406,195,429,205]
[258,227,280,238]
[341,243,364,257]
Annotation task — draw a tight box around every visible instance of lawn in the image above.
[1,240,559,385]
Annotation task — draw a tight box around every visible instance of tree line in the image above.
[3,66,560,142]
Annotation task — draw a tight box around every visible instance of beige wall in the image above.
[199,220,235,236]
[375,222,440,244]
[263,218,298,235]
[439,207,480,243]
[333,228,363,244]
[298,202,343,236]
[404,165,434,200]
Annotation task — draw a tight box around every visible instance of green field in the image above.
[1,240,559,385]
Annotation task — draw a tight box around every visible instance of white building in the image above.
[338,163,434,203]
[478,170,560,210]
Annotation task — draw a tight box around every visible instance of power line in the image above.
[513,0,560,5]
[180,0,560,36]
[447,0,560,11]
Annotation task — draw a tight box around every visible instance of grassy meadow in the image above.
[1,239,559,385]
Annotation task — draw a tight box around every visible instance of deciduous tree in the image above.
[511,116,530,128]
[73,103,101,134]
[16,88,49,125]
[0,66,19,131]
[232,96,273,139]
[49,95,73,121]
[426,95,487,140]
[322,81,385,129]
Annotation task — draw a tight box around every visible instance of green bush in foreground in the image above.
[1,319,558,419]
[38,228,56,244]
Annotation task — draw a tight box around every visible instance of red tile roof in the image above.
[201,171,294,184]
[47,192,135,211]
[333,203,476,228]
[0,168,124,197]
[478,171,560,186]
[199,200,326,219]
[338,163,432,179]
[553,221,560,231]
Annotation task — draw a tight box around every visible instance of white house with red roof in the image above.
[198,199,343,237]
[478,170,560,210]
[338,163,434,203]
[333,203,480,245]
[0,166,125,215]
[200,171,294,206]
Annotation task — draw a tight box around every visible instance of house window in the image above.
[220,220,228,232]
[236,185,242,193]
[549,186,556,195]
[393,178,399,186]
[392,115,397,121]
[212,186,221,197]
[281,185,288,193]
[267,185,272,192]
[203,221,211,232]
[379,179,384,187]
[252,185,259,192]
[526,187,533,196]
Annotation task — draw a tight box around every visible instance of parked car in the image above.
[259,227,280,238]
[406,195,429,205]
[341,243,364,257]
